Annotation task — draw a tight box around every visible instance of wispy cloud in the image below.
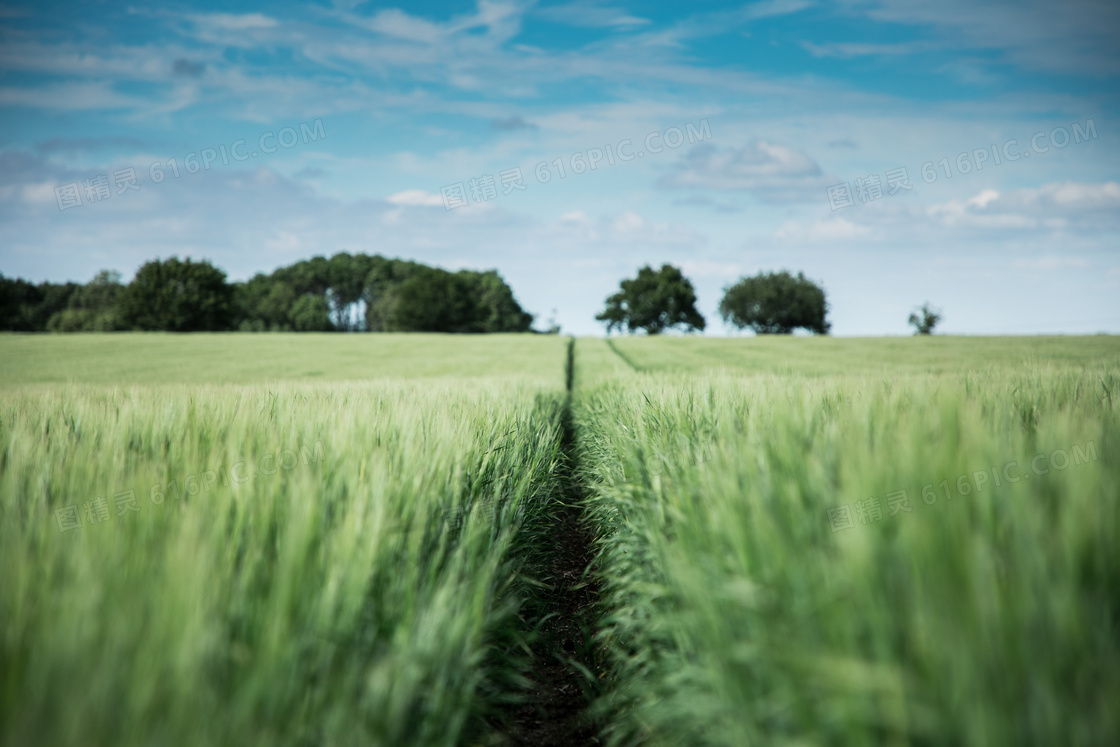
[188,12,278,32]
[775,216,875,242]
[387,189,445,207]
[659,141,834,203]
[491,115,538,131]
[36,137,150,155]
[172,58,205,77]
[801,40,939,58]
[842,0,1120,75]
[0,81,152,111]
[925,182,1120,230]
[547,208,705,248]
[2,0,1116,335]
[536,2,651,29]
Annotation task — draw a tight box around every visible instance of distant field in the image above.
[604,334,1120,377]
[0,332,564,387]
[7,333,1117,388]
[3,333,1118,746]
[574,335,1120,745]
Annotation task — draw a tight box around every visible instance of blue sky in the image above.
[1,0,1117,335]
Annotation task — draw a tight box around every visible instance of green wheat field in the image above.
[2,333,1118,746]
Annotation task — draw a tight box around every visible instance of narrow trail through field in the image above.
[500,338,604,746]
[605,338,640,372]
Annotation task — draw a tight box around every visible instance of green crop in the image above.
[2,333,1117,746]
[575,337,1120,746]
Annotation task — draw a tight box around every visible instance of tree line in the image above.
[596,265,940,335]
[597,264,831,335]
[2,255,940,335]
[0,253,535,333]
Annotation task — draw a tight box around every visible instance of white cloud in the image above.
[967,188,1000,208]
[188,13,279,31]
[924,182,1120,230]
[367,9,445,43]
[2,2,1116,338]
[1016,181,1120,210]
[341,1,526,47]
[801,41,939,58]
[741,0,816,20]
[678,259,743,279]
[845,0,1120,75]
[659,141,834,203]
[536,2,651,28]
[612,210,645,233]
[560,210,590,223]
[264,230,303,253]
[545,208,705,247]
[792,181,1120,244]
[21,182,58,206]
[0,40,212,80]
[0,153,717,334]
[0,81,151,111]
[387,189,445,207]
[3,146,1116,337]
[775,216,874,242]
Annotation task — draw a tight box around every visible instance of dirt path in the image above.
[500,338,603,746]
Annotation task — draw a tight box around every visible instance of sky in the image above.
[1,0,1118,336]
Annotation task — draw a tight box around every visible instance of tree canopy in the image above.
[1,253,535,334]
[908,303,942,335]
[596,264,705,335]
[117,257,235,332]
[718,270,830,335]
[237,254,534,333]
[47,271,124,332]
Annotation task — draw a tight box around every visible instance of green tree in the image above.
[47,270,124,331]
[390,267,475,332]
[0,274,45,331]
[718,270,830,335]
[364,256,424,332]
[234,274,284,331]
[118,257,235,331]
[460,270,534,333]
[225,253,533,335]
[257,282,298,330]
[908,303,942,335]
[327,252,370,331]
[0,275,87,331]
[289,294,332,331]
[381,265,535,334]
[596,264,705,335]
